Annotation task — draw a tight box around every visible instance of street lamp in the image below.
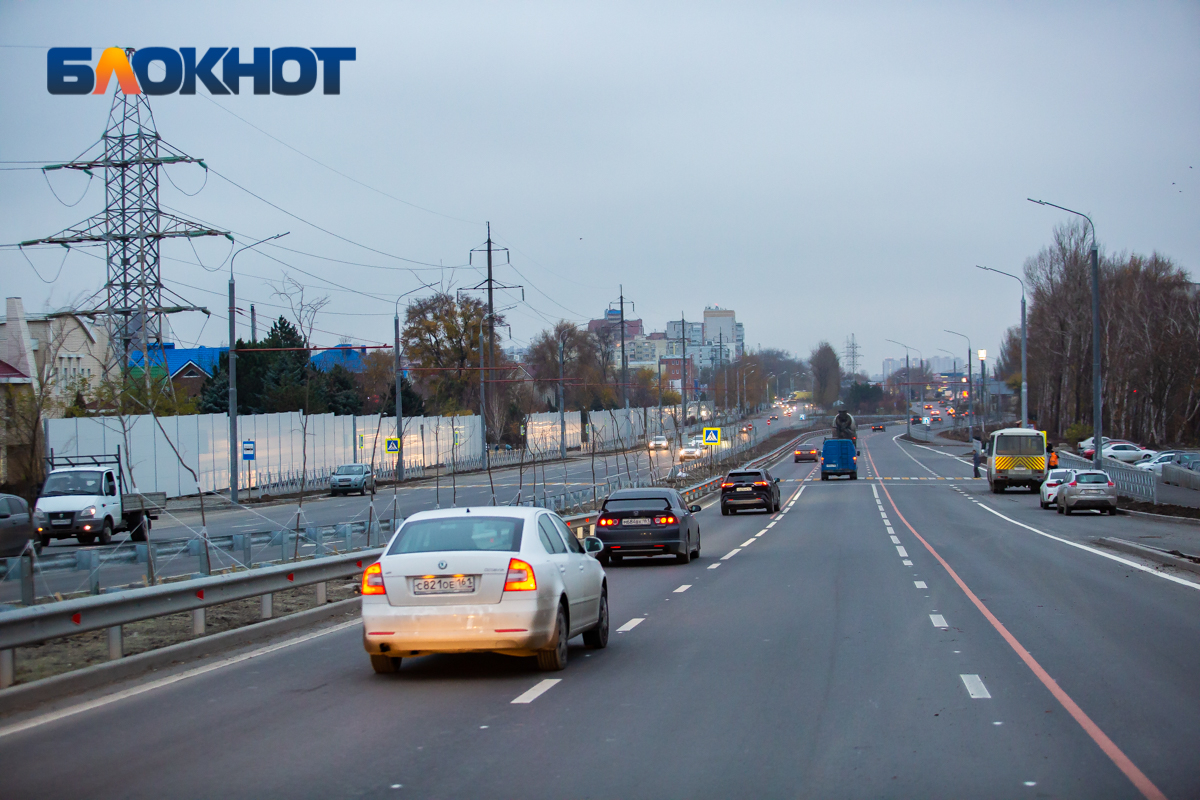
[977,265,1027,429]
[228,232,288,504]
[744,367,756,415]
[1029,198,1100,467]
[886,339,914,438]
[945,330,974,442]
[767,373,776,404]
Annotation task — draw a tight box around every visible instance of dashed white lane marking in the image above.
[896,546,908,557]
[511,678,562,704]
[879,511,888,519]
[722,549,741,560]
[914,581,928,588]
[740,538,756,547]
[890,535,902,545]
[902,559,913,566]
[755,530,767,537]
[766,521,777,528]
[707,563,721,569]
[886,526,895,535]
[930,614,948,628]
[616,618,644,633]
[674,584,691,593]
[871,484,879,499]
[960,674,992,699]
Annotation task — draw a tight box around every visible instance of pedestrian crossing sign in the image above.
[703,427,721,445]
[385,438,400,454]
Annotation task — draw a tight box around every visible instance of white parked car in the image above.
[361,507,608,674]
[1078,435,1115,453]
[647,435,670,451]
[1039,469,1075,509]
[1101,443,1157,463]
[1134,451,1179,474]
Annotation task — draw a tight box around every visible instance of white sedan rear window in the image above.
[389,518,523,554]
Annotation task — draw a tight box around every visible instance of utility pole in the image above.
[395,311,404,481]
[467,224,519,453]
[657,359,663,436]
[617,286,630,410]
[250,305,257,344]
[680,311,688,439]
[719,332,726,413]
[480,319,488,468]
[559,336,567,461]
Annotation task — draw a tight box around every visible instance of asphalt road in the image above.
[4,424,1197,798]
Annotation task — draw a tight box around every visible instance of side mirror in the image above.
[774,477,780,483]
[689,505,701,513]
[582,536,604,556]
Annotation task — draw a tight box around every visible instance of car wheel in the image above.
[1109,507,1119,516]
[991,482,1004,494]
[98,520,113,546]
[721,505,730,516]
[1063,504,1072,516]
[691,533,701,559]
[676,539,691,564]
[370,654,402,674]
[537,604,569,671]
[1040,500,1049,509]
[1057,502,1065,514]
[39,533,52,549]
[611,555,624,564]
[77,533,96,545]
[582,590,609,649]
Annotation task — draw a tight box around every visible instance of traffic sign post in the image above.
[702,427,721,446]
[385,438,400,454]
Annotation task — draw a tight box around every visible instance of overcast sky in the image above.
[2,1,1197,376]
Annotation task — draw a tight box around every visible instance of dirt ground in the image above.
[11,577,362,686]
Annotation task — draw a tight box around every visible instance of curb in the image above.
[1119,508,1200,527]
[0,597,359,716]
[1098,537,1200,577]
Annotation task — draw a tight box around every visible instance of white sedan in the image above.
[1135,451,1180,474]
[361,507,608,674]
[1039,468,1075,509]
[647,435,670,451]
[1102,443,1157,463]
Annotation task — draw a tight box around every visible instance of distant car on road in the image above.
[361,506,609,674]
[794,444,819,462]
[923,404,933,410]
[0,494,37,556]
[721,468,782,514]
[647,435,670,451]
[1039,469,1075,509]
[1101,443,1156,463]
[1057,470,1118,515]
[678,442,704,461]
[596,488,701,564]
[871,424,886,431]
[769,415,779,421]
[331,464,375,496]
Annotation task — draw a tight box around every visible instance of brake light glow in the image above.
[721,482,733,488]
[598,517,616,527]
[504,558,537,591]
[654,515,676,525]
[753,481,769,487]
[361,562,385,595]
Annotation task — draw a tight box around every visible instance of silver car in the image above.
[331,464,375,496]
[361,507,608,674]
[1057,470,1118,516]
[1039,469,1075,509]
[648,435,670,451]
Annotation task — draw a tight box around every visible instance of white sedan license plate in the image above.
[624,518,651,526]
[412,576,476,595]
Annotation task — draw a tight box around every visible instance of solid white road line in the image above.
[972,502,1200,591]
[890,535,902,544]
[741,538,756,547]
[722,549,741,560]
[896,546,908,557]
[616,618,644,633]
[960,674,992,699]
[0,619,361,740]
[930,614,948,628]
[674,584,692,593]
[914,580,928,588]
[511,678,562,704]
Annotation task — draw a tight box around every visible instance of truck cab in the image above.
[820,438,858,480]
[33,452,162,547]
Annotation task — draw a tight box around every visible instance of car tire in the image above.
[77,533,95,545]
[537,605,569,671]
[991,482,1004,494]
[1063,505,1072,516]
[611,555,624,564]
[1109,507,1119,516]
[1040,500,1049,509]
[98,520,113,546]
[691,534,701,559]
[39,533,52,550]
[1057,502,1065,514]
[721,505,730,516]
[676,540,691,564]
[370,654,402,674]
[582,590,609,649]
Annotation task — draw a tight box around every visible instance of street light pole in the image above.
[976,265,1028,428]
[228,232,288,504]
[1029,198,1101,467]
[945,330,974,442]
[886,339,913,438]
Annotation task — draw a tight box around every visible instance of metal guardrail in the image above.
[1057,452,1156,503]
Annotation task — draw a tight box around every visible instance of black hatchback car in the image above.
[0,494,37,556]
[720,468,782,515]
[596,489,702,564]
